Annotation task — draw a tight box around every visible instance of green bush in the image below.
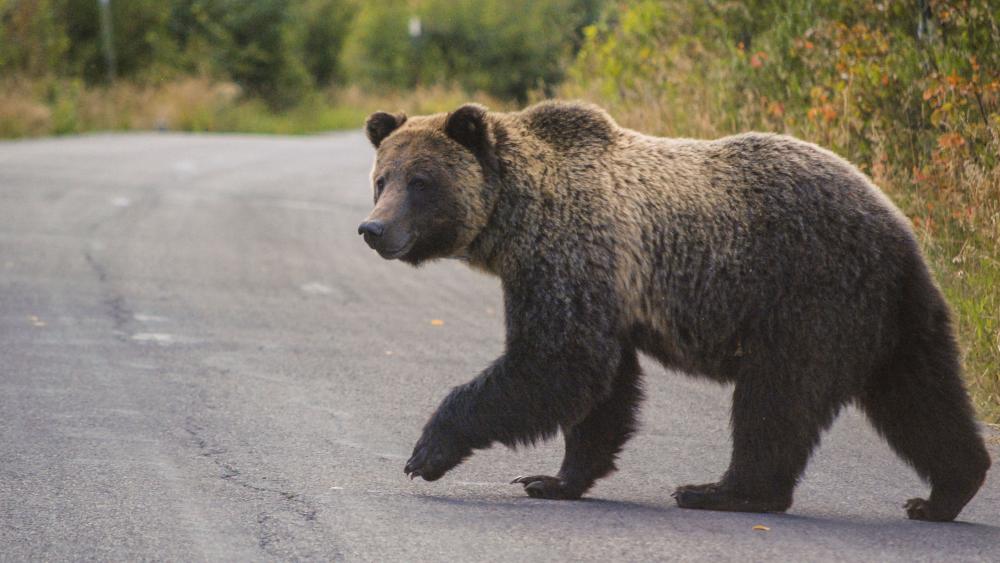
[294,0,356,87]
[340,0,599,101]
[2,0,355,109]
[2,0,599,106]
[339,0,416,90]
[0,0,70,77]
[182,0,314,109]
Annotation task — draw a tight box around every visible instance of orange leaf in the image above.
[937,132,965,150]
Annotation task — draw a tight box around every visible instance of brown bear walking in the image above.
[358,101,990,521]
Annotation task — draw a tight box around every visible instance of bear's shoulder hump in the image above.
[520,101,617,149]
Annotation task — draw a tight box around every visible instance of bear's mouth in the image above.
[378,234,417,260]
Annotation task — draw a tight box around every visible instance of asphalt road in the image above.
[1,132,998,562]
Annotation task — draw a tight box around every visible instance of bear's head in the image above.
[358,104,499,266]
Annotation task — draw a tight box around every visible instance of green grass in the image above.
[934,247,1000,422]
[205,100,369,135]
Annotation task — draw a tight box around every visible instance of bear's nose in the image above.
[358,220,385,237]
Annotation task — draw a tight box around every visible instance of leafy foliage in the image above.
[340,0,598,101]
[1,0,595,105]
[2,0,357,108]
[0,0,70,76]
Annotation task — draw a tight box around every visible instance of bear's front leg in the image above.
[512,347,642,500]
[405,278,623,486]
[404,346,623,484]
[404,351,607,483]
[403,371,499,482]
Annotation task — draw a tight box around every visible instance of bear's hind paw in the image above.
[673,482,791,513]
[904,497,959,522]
[511,475,584,500]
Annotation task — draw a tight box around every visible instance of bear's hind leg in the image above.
[513,347,642,500]
[858,264,990,522]
[860,331,990,521]
[674,377,840,513]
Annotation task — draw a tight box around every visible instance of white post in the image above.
[98,0,116,82]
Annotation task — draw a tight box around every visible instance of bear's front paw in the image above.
[404,431,468,482]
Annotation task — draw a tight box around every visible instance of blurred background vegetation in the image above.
[2,0,998,420]
[0,0,600,132]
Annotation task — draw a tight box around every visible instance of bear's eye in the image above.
[408,177,429,191]
[374,177,386,197]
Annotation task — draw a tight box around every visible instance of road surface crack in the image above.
[84,249,135,339]
[184,418,325,557]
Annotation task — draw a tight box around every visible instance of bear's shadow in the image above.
[414,493,1000,547]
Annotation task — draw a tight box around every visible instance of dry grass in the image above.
[0,78,510,139]
[333,83,512,116]
[0,77,241,136]
[0,83,55,137]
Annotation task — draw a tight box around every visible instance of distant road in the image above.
[1,133,997,561]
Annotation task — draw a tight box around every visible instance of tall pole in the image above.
[408,16,421,87]
[98,0,116,83]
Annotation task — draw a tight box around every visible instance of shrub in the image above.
[340,0,599,101]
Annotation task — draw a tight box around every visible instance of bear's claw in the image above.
[905,498,930,520]
[404,428,471,482]
[404,442,449,482]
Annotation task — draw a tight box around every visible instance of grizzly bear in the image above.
[358,101,990,521]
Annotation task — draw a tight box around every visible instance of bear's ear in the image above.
[366,111,407,148]
[444,103,498,171]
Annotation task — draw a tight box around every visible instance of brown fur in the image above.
[359,100,990,521]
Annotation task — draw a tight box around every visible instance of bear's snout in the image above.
[358,220,385,238]
[358,219,415,259]
[358,219,388,253]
